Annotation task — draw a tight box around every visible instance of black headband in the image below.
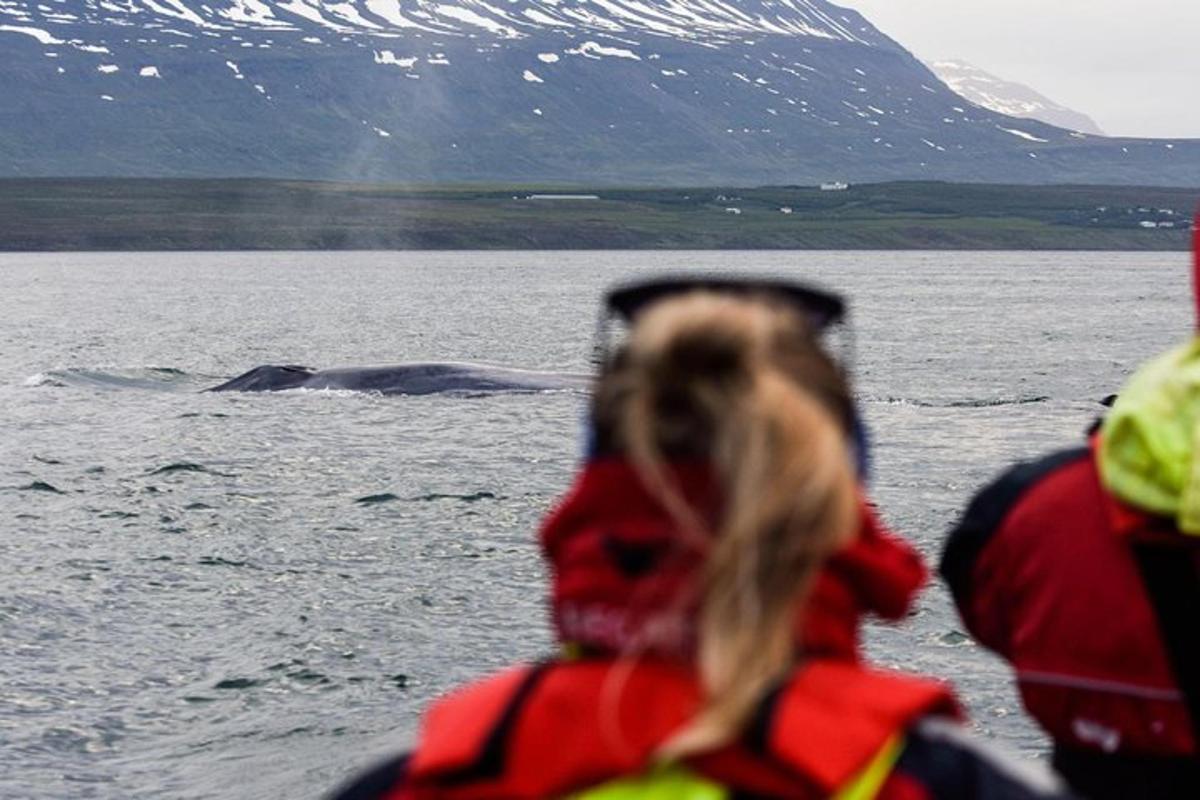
[604,276,846,331]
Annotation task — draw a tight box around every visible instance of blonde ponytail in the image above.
[605,292,859,760]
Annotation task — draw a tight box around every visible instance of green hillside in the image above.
[0,179,1193,251]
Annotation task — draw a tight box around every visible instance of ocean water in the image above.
[0,250,1192,799]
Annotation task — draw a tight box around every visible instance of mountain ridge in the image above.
[929,59,1105,136]
[0,0,1196,185]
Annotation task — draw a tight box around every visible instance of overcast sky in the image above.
[839,1,1197,139]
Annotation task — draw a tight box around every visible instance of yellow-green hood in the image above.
[1100,337,1200,535]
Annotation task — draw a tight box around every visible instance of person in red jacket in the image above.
[331,279,1070,800]
[941,336,1200,799]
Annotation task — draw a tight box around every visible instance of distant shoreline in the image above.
[0,178,1194,252]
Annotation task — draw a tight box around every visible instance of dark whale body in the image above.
[208,363,589,396]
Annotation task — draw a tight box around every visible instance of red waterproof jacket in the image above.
[941,441,1200,797]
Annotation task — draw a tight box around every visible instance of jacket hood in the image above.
[539,458,926,661]
[1101,337,1200,535]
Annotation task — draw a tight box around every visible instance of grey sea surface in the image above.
[0,251,1191,799]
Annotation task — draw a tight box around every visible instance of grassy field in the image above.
[0,178,1194,251]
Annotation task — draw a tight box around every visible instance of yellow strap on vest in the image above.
[564,766,727,800]
[563,736,904,800]
[832,735,905,800]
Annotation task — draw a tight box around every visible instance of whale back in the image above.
[207,365,315,393]
[208,363,589,395]
[303,363,589,395]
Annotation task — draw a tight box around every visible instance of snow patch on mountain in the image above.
[374,49,417,68]
[998,126,1049,143]
[566,40,639,60]
[434,5,519,38]
[0,23,63,44]
[222,0,288,26]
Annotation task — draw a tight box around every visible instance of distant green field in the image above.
[0,179,1194,251]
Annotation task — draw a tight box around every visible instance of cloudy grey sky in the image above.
[839,1,1197,139]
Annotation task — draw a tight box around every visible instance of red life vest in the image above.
[942,443,1200,757]
[399,659,957,799]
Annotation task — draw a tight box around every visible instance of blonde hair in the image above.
[596,291,859,759]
